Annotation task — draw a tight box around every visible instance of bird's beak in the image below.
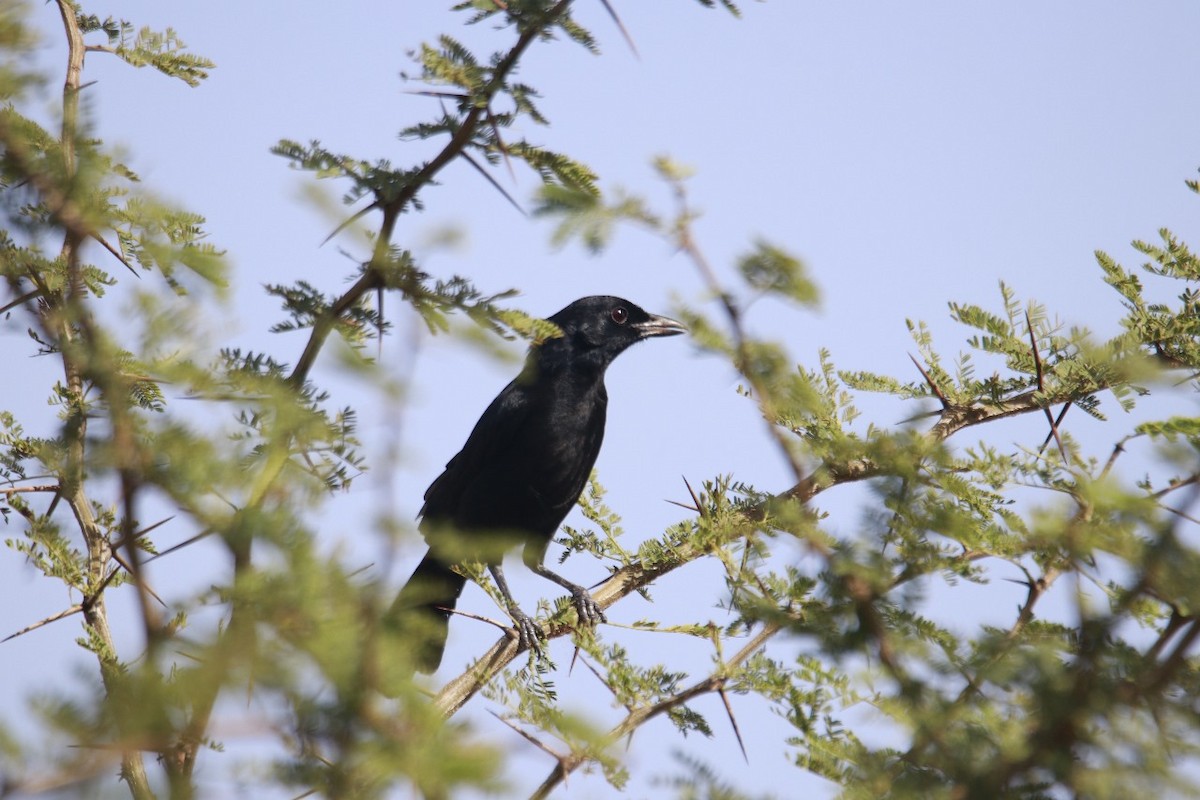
[634,313,688,339]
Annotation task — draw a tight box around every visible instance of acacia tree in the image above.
[3,2,1200,798]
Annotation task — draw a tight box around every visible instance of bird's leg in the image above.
[527,561,608,627]
[488,563,543,654]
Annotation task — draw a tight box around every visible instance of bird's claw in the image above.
[509,608,544,655]
[571,587,607,627]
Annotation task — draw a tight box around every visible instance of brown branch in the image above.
[442,605,517,635]
[578,655,627,708]
[1153,472,1200,500]
[108,549,166,610]
[1143,610,1189,663]
[909,352,950,409]
[165,4,583,785]
[0,286,44,315]
[490,710,567,762]
[718,686,749,763]
[46,4,153,796]
[1160,504,1200,527]
[1100,433,1136,479]
[671,183,806,485]
[0,483,59,495]
[895,564,1063,778]
[459,150,526,216]
[1038,401,1071,460]
[844,571,905,684]
[2,603,83,642]
[433,379,1086,717]
[319,200,381,247]
[1140,618,1200,697]
[1026,312,1044,391]
[290,0,574,389]
[598,0,639,58]
[485,106,517,182]
[144,527,214,562]
[0,99,137,278]
[1025,311,1070,461]
[528,623,780,800]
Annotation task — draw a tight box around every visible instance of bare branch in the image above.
[0,483,59,495]
[2,603,83,643]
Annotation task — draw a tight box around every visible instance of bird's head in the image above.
[536,295,687,373]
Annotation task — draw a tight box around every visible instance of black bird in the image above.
[390,295,686,672]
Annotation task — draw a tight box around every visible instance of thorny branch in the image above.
[170,0,581,788]
[17,4,158,797]
[669,179,808,486]
[286,0,574,389]
[435,180,1200,799]
[527,622,782,800]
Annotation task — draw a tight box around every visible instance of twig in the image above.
[485,106,517,182]
[490,710,567,762]
[444,605,519,635]
[528,622,780,799]
[1038,401,1072,460]
[598,0,639,58]
[0,287,43,315]
[295,0,573,388]
[682,475,705,518]
[1100,433,1136,480]
[107,515,175,557]
[460,150,526,216]
[671,180,806,484]
[0,483,59,495]
[2,603,83,642]
[896,565,1061,772]
[108,550,167,609]
[1026,312,1068,462]
[1128,617,1200,707]
[320,200,380,247]
[47,4,153,795]
[1153,473,1200,500]
[1160,504,1200,527]
[908,353,950,409]
[718,685,748,763]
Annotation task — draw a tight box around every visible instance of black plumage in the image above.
[390,295,686,672]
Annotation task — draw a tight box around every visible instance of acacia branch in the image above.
[171,1,580,785]
[286,0,573,390]
[434,373,1120,715]
[47,4,152,797]
[0,483,59,495]
[670,181,806,484]
[2,603,83,642]
[1140,618,1200,696]
[1153,472,1200,499]
[528,622,780,800]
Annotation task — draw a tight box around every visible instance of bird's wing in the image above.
[419,378,531,521]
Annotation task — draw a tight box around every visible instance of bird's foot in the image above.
[570,587,607,627]
[508,606,544,655]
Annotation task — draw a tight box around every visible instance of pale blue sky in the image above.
[5,2,1200,797]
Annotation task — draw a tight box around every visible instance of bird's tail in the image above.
[388,550,466,673]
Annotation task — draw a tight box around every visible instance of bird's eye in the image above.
[611,307,628,324]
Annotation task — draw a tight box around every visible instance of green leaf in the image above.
[737,239,819,306]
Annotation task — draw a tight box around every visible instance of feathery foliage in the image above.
[2,1,1199,799]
